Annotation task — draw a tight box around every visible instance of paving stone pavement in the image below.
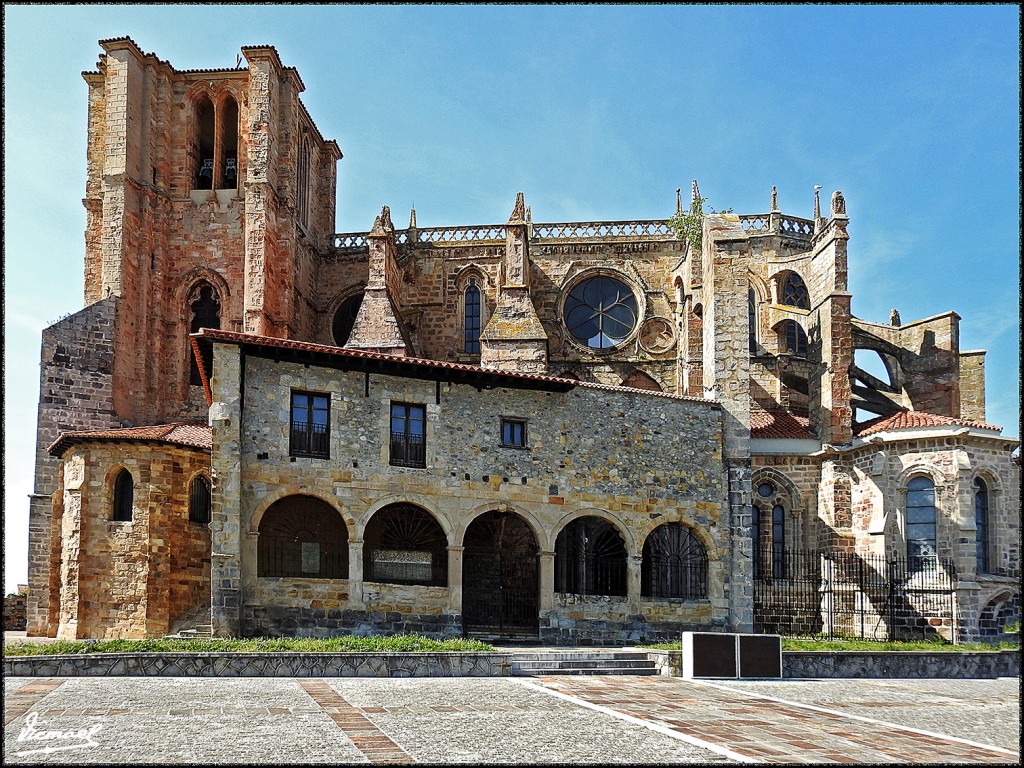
[2,675,1019,764]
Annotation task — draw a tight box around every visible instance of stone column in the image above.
[57,454,86,641]
[447,546,464,615]
[538,550,555,611]
[348,540,365,610]
[626,555,643,615]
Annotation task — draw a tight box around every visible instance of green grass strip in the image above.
[2,634,496,657]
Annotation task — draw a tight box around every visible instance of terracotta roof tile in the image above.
[49,422,211,457]
[193,329,716,405]
[750,409,816,440]
[855,411,1001,437]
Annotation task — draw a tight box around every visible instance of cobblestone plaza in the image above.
[4,675,1018,764]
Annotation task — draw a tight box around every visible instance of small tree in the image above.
[668,196,732,255]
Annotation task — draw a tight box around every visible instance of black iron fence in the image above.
[390,431,426,468]
[753,549,958,642]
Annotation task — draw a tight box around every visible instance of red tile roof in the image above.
[49,422,211,457]
[855,411,1001,437]
[192,329,717,405]
[750,409,816,440]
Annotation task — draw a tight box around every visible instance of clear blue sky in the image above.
[4,4,1020,593]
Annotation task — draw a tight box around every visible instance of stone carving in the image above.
[771,185,778,212]
[831,190,846,216]
[542,321,564,355]
[889,308,901,326]
[638,316,676,355]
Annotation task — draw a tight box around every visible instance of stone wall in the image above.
[207,344,730,641]
[4,593,27,631]
[55,441,211,639]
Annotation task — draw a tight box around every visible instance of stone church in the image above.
[27,37,1020,643]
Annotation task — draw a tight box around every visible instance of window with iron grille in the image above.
[501,418,527,448]
[390,402,426,468]
[554,517,627,596]
[112,469,134,522]
[905,475,937,565]
[290,391,330,458]
[641,522,708,599]
[257,495,348,579]
[189,475,211,525]
[363,504,448,586]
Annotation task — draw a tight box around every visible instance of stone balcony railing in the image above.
[328,213,816,254]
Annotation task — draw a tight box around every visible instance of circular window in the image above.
[332,293,364,346]
[757,482,775,498]
[563,275,639,350]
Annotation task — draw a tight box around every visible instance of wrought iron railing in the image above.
[257,537,348,579]
[753,548,958,642]
[289,421,329,459]
[555,554,628,597]
[641,555,709,600]
[389,431,426,468]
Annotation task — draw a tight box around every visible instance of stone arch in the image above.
[896,462,946,488]
[636,516,718,561]
[640,520,710,599]
[247,487,352,535]
[186,470,212,525]
[771,269,811,310]
[355,494,453,543]
[456,502,548,551]
[106,464,136,522]
[977,588,1020,640]
[329,287,366,347]
[552,513,630,597]
[362,502,449,586]
[551,508,638,555]
[256,494,349,579]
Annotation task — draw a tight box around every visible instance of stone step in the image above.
[510,650,657,676]
[509,651,652,662]
[512,664,658,676]
[513,658,655,670]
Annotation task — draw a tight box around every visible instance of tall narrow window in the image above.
[905,475,937,563]
[975,477,990,574]
[748,287,758,354]
[751,505,761,579]
[290,391,330,458]
[390,402,426,468]
[219,96,239,190]
[771,504,786,579]
[189,475,212,524]
[189,284,221,386]
[296,135,311,225]
[194,97,215,189]
[113,469,134,522]
[464,278,481,354]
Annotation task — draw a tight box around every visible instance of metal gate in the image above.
[463,511,539,637]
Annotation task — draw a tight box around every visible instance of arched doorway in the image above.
[462,510,539,637]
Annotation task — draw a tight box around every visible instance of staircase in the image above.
[166,602,213,639]
[509,650,658,676]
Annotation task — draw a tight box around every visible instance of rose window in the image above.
[563,276,639,350]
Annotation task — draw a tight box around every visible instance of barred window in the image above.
[555,517,627,596]
[390,402,426,468]
[112,469,133,522]
[257,495,348,579]
[771,504,786,579]
[641,522,708,599]
[189,475,211,525]
[291,391,330,459]
[464,279,481,354]
[363,504,448,586]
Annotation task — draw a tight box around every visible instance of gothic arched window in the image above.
[219,96,239,190]
[748,287,758,354]
[975,477,990,574]
[194,96,215,190]
[771,504,786,579]
[780,272,810,310]
[192,93,239,191]
[332,292,364,347]
[189,284,221,386]
[905,475,937,563]
[297,135,311,225]
[112,469,134,522]
[464,278,481,354]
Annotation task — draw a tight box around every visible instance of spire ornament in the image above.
[771,185,778,212]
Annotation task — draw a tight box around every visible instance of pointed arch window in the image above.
[974,477,990,574]
[189,475,212,525]
[192,94,240,191]
[189,284,221,386]
[748,287,758,354]
[905,475,937,564]
[780,272,810,309]
[297,135,311,225]
[113,469,134,522]
[464,278,481,354]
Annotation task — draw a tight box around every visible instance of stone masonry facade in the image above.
[28,38,1020,643]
